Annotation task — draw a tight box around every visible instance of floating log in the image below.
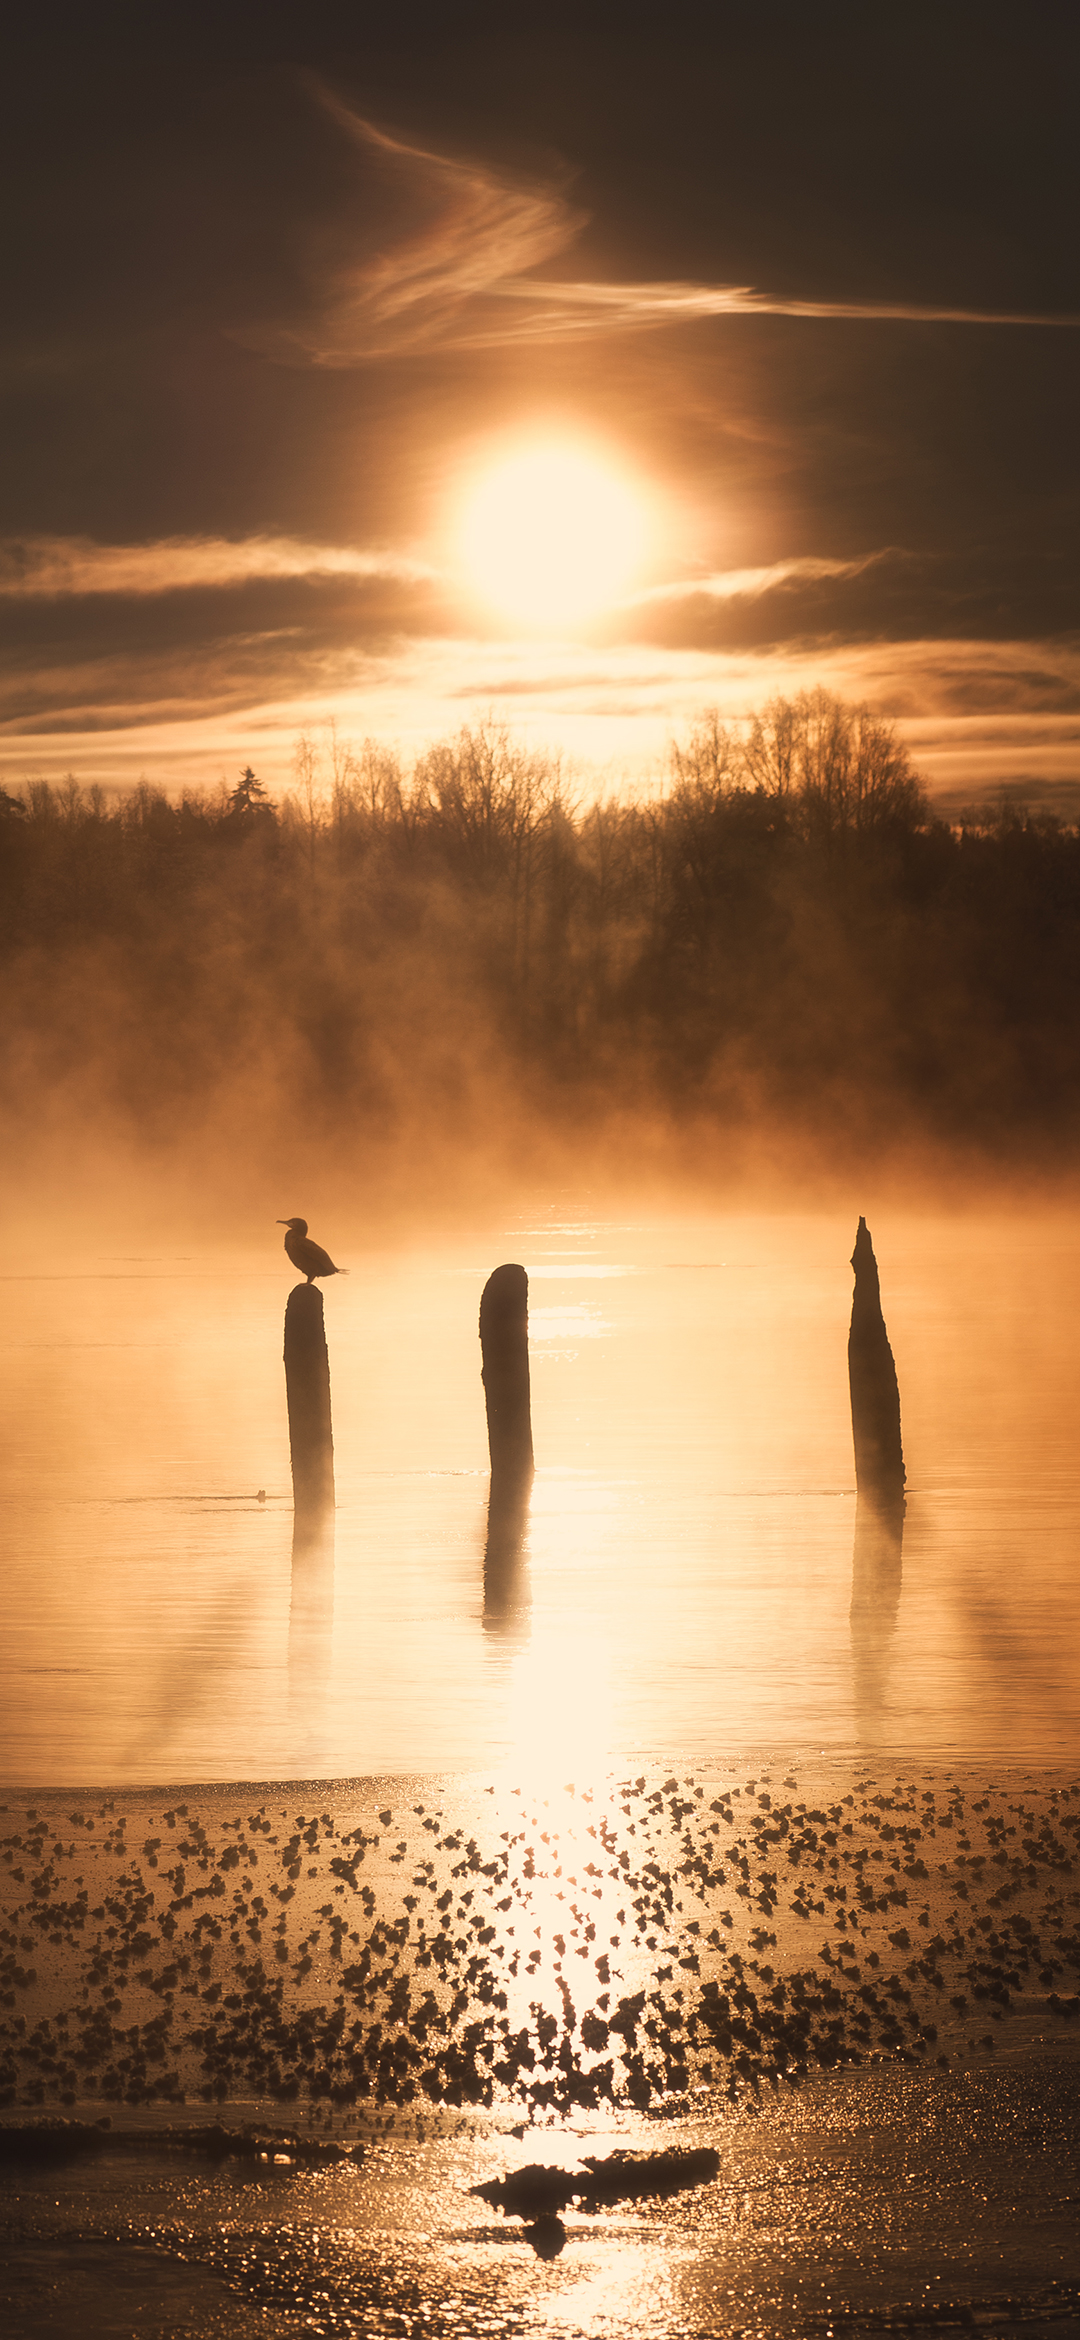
[472,2145,721,2221]
[479,1263,534,1481]
[524,2213,567,2258]
[283,1282,335,1531]
[848,1216,905,1507]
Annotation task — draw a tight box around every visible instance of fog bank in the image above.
[5,701,1080,1246]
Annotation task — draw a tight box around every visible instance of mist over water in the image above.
[2,1205,1077,1788]
[9,717,1080,1249]
[5,760,1080,2334]
[5,721,1080,2340]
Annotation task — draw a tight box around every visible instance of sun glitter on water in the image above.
[457,441,649,630]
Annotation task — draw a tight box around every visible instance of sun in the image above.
[456,441,649,630]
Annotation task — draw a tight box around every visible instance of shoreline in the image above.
[4,2055,1080,2339]
[5,1748,1079,1799]
[4,1758,1078,2335]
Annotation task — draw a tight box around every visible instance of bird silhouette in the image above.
[277,1218,345,1284]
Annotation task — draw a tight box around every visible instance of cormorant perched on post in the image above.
[277,1218,345,1284]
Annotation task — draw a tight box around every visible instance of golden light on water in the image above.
[507,1620,615,1777]
[4,1212,1080,1785]
[456,441,650,629]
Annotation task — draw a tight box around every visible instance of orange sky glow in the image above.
[2,15,1077,819]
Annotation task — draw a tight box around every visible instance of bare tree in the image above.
[292,732,322,873]
[669,707,740,798]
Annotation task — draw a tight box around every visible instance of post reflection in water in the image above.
[849,1491,905,1735]
[483,1470,532,1632]
[288,1510,335,1755]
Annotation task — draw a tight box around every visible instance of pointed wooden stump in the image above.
[848,1216,905,1509]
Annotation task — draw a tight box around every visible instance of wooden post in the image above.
[480,1263,533,1625]
[284,1283,335,1536]
[479,1263,534,1481]
[848,1216,905,1508]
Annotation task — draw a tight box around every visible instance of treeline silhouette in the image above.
[3,689,1080,1165]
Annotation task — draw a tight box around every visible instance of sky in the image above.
[2,0,1077,812]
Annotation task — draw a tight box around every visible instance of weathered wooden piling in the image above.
[284,1282,335,1532]
[848,1216,905,1507]
[479,1263,534,1481]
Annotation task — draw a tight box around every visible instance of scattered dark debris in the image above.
[2,1774,1076,2123]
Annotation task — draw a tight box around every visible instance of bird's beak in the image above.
[276,1219,290,1226]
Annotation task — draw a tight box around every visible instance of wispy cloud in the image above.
[0,534,436,598]
[489,279,1080,342]
[240,86,1080,364]
[235,90,578,365]
[630,552,893,607]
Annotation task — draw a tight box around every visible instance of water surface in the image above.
[2,1207,1078,1785]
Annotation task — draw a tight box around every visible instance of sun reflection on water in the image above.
[505,1623,614,1777]
[524,2232,682,2334]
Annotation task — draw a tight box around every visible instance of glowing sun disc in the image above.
[458,443,647,628]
